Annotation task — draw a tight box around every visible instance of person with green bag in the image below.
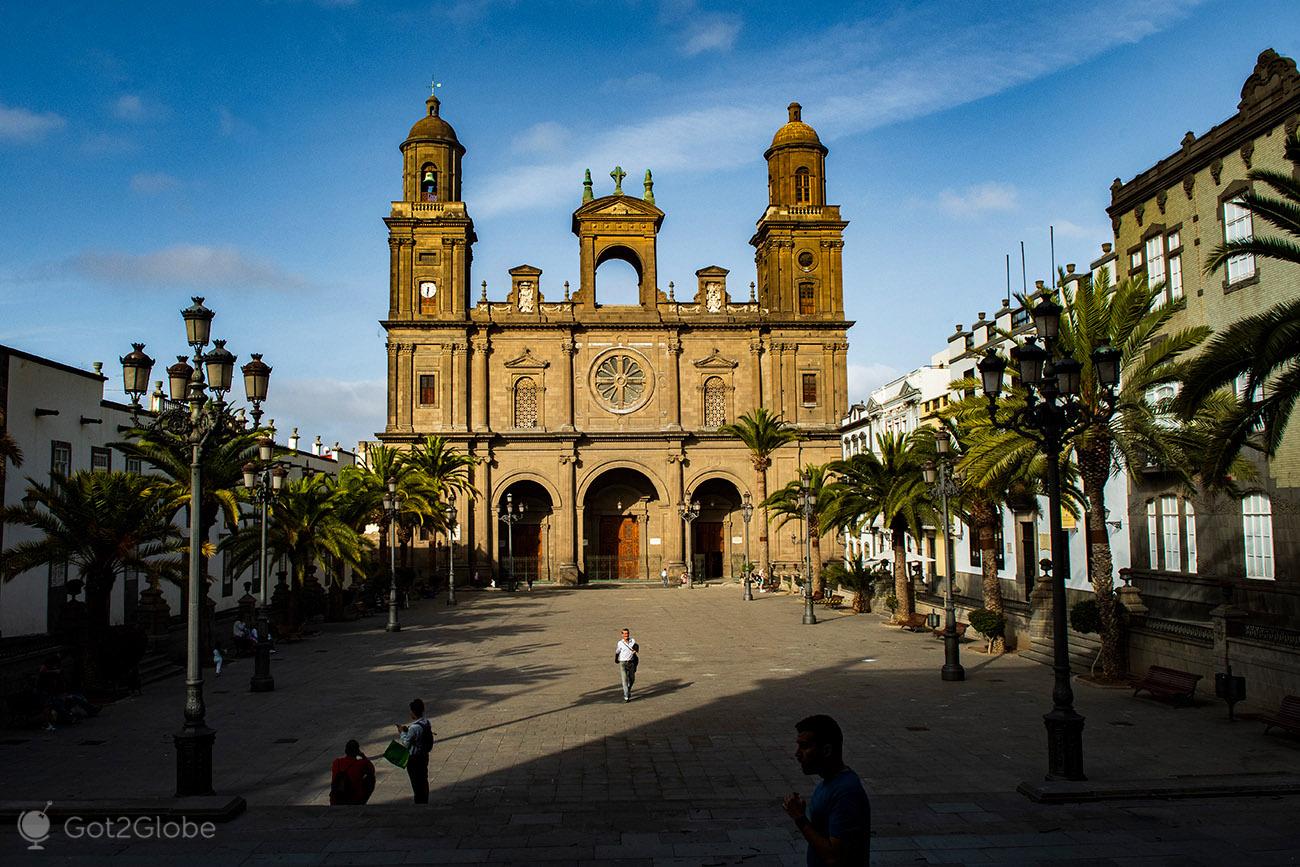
[395,698,434,803]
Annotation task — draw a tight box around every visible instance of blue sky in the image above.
[1,0,1295,449]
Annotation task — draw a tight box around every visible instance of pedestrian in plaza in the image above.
[329,739,376,805]
[660,566,669,587]
[396,698,434,804]
[782,714,871,866]
[615,627,639,702]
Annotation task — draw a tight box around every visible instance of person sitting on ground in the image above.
[36,654,99,728]
[232,619,257,654]
[330,739,377,805]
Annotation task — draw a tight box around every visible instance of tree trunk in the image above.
[977,513,1006,654]
[892,525,913,621]
[1080,441,1121,680]
[756,458,771,577]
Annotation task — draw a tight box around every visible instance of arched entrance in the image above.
[497,480,554,587]
[688,477,744,581]
[582,467,659,580]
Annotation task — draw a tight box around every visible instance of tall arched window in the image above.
[420,165,439,202]
[1242,493,1274,579]
[794,167,811,204]
[514,377,538,429]
[703,377,726,428]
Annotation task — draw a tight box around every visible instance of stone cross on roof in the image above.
[610,165,626,195]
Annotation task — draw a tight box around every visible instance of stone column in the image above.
[771,342,785,419]
[560,337,576,431]
[450,340,468,430]
[556,451,579,584]
[402,344,415,432]
[398,238,413,318]
[385,341,399,432]
[473,444,494,579]
[749,339,764,412]
[665,450,686,572]
[387,237,401,318]
[472,334,490,432]
[665,335,683,430]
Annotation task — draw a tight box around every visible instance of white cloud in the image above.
[265,377,386,453]
[217,106,252,137]
[1050,219,1105,240]
[847,362,901,403]
[0,102,66,143]
[475,0,1207,218]
[939,182,1019,216]
[112,93,166,122]
[64,244,307,292]
[510,121,569,156]
[130,172,181,194]
[661,0,742,56]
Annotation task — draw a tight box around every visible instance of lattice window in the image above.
[514,377,538,429]
[419,374,437,405]
[794,167,811,203]
[1242,493,1274,579]
[801,373,818,406]
[703,377,726,428]
[1224,199,1256,285]
[799,282,815,315]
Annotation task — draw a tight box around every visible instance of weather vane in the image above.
[430,77,442,96]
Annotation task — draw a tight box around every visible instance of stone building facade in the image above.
[1108,48,1300,612]
[379,95,851,584]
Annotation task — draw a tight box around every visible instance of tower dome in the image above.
[405,93,461,147]
[768,102,825,152]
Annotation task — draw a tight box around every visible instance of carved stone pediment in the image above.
[503,349,550,369]
[693,348,739,370]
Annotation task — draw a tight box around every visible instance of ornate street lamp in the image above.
[741,492,754,601]
[499,491,525,591]
[923,426,964,682]
[121,296,268,796]
[383,477,401,632]
[679,496,701,588]
[799,471,817,625]
[977,292,1121,781]
[241,438,287,693]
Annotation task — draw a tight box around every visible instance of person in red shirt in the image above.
[329,740,376,805]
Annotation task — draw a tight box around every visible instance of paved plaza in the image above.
[3,585,1300,864]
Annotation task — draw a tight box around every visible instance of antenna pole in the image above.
[1020,241,1028,296]
[1005,254,1011,305]
[1050,225,1057,290]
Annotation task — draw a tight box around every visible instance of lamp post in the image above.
[741,492,754,601]
[121,296,261,797]
[241,438,287,693]
[923,428,964,682]
[499,491,524,591]
[799,470,817,625]
[977,293,1121,781]
[445,491,457,606]
[678,496,700,588]
[382,477,401,632]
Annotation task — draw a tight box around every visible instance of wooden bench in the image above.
[813,594,844,609]
[1260,695,1300,736]
[932,621,968,639]
[1131,665,1202,704]
[898,613,930,632]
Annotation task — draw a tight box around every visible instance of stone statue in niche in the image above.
[518,281,536,313]
[705,282,723,313]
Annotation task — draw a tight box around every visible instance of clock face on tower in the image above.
[419,281,437,299]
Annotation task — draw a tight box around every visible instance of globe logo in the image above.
[17,801,53,850]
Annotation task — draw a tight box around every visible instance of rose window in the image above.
[593,354,647,411]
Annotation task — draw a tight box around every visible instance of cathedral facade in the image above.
[379,94,852,584]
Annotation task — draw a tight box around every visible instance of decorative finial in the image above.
[480,280,488,303]
[749,281,756,301]
[563,280,570,300]
[643,169,654,204]
[430,77,442,97]
[610,165,626,196]
[668,281,675,301]
[426,80,441,117]
[582,169,593,203]
[788,102,802,122]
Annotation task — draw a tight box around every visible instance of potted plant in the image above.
[968,608,1005,653]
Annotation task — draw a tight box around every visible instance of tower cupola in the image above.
[401,91,466,203]
[764,102,828,208]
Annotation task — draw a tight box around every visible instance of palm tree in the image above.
[1175,129,1300,464]
[113,414,260,601]
[0,430,22,469]
[1051,269,1209,679]
[223,473,368,628]
[826,432,932,622]
[401,435,478,579]
[762,463,834,596]
[1,471,181,631]
[337,445,436,583]
[719,408,797,576]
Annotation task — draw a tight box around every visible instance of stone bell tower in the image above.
[751,102,847,321]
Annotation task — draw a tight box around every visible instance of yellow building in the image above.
[379,95,852,584]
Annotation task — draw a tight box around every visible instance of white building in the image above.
[0,344,357,638]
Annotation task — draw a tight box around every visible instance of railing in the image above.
[502,555,540,583]
[1138,617,1213,644]
[1241,623,1300,648]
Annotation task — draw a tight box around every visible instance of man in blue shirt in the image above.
[782,714,870,865]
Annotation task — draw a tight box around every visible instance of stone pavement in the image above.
[2,585,1299,864]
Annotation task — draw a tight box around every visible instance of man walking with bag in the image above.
[615,628,639,702]
[396,698,434,803]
